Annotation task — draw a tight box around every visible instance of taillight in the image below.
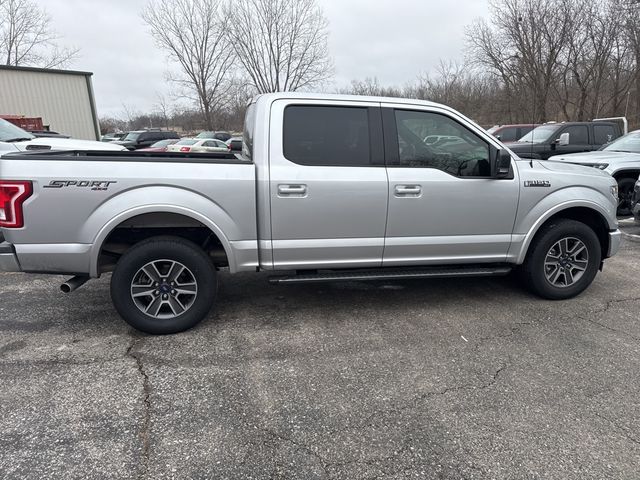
[180,146,191,152]
[0,181,33,228]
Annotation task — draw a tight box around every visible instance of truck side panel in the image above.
[0,156,258,276]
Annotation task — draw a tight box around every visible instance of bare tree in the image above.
[142,0,235,130]
[466,0,573,122]
[153,93,173,130]
[226,0,333,93]
[0,0,78,68]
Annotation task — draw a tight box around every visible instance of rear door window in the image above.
[283,105,371,166]
[594,125,616,145]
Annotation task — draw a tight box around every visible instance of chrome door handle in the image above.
[278,184,307,195]
[394,185,422,196]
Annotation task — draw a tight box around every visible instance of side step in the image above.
[269,265,512,285]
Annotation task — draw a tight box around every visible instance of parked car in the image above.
[487,124,536,142]
[196,131,232,142]
[226,136,242,152]
[115,130,180,150]
[0,93,621,335]
[167,138,230,153]
[137,139,180,152]
[101,132,127,142]
[0,117,126,154]
[549,130,640,216]
[632,178,640,224]
[505,121,622,160]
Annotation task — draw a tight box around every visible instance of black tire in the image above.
[521,219,601,300]
[616,177,636,217]
[111,236,217,334]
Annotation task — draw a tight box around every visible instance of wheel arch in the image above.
[514,202,613,264]
[90,206,235,277]
[612,169,640,181]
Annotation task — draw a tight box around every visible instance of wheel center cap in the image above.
[159,284,171,294]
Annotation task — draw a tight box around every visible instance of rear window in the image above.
[176,139,198,146]
[283,105,370,166]
[243,103,256,160]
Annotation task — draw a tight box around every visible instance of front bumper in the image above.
[607,230,622,258]
[0,241,22,272]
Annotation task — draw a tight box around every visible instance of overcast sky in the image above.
[45,0,489,118]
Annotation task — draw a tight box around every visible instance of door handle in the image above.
[394,185,422,196]
[278,184,307,195]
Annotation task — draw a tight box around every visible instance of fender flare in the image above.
[512,199,614,264]
[89,204,235,277]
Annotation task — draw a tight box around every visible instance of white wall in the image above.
[0,68,98,140]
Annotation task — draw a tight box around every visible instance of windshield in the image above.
[0,118,35,142]
[603,131,640,153]
[123,132,141,141]
[176,139,198,146]
[517,125,560,143]
[196,131,214,139]
[151,139,177,147]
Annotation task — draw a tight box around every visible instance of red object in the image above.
[180,146,191,152]
[0,180,33,228]
[1,115,44,132]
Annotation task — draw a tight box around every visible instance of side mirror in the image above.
[556,132,570,146]
[496,134,502,141]
[491,148,512,178]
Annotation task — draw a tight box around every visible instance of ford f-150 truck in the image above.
[0,93,622,334]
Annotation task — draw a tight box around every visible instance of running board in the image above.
[269,265,512,285]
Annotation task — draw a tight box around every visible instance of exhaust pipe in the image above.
[60,275,90,293]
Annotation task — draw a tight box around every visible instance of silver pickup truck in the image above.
[0,93,622,334]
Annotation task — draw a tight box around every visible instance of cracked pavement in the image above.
[1,231,639,479]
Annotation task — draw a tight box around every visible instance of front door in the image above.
[269,100,388,270]
[381,105,520,266]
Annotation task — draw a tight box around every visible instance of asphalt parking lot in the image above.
[1,227,639,480]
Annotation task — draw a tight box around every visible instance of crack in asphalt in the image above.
[579,296,640,342]
[595,413,640,447]
[126,335,151,480]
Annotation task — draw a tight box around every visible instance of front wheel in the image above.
[111,236,217,334]
[521,219,601,300]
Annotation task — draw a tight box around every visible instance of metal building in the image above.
[0,65,100,140]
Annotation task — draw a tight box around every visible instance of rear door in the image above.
[268,99,388,269]
[381,104,520,266]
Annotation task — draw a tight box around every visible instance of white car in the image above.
[549,130,640,216]
[0,118,127,154]
[166,138,230,153]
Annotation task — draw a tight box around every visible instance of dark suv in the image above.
[504,122,622,160]
[116,130,180,150]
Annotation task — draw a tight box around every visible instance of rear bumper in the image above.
[607,229,622,258]
[0,241,22,272]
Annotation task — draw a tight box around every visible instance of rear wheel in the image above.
[521,219,601,300]
[616,177,636,217]
[111,236,216,334]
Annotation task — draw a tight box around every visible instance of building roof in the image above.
[0,65,93,77]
